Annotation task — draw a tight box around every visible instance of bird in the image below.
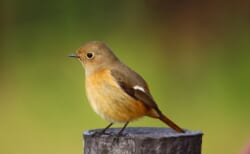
[69,41,185,135]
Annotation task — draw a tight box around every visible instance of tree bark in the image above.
[83,127,203,154]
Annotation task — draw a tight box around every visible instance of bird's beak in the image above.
[68,53,80,58]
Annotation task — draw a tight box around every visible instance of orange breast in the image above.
[85,69,148,123]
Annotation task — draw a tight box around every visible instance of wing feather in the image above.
[110,69,162,116]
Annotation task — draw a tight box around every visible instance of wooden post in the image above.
[83,127,203,154]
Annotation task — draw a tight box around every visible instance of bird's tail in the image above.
[159,114,185,133]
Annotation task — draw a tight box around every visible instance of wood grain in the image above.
[83,127,203,154]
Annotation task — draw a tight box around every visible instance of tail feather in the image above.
[159,114,185,133]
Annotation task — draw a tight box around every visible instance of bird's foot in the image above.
[90,129,112,137]
[111,132,128,144]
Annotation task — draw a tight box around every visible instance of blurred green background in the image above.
[1,1,250,154]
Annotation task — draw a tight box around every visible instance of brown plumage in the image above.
[69,41,185,134]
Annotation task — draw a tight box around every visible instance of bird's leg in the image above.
[91,123,113,136]
[112,122,129,143]
[117,122,129,136]
[101,123,113,134]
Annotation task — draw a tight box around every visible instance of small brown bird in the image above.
[69,41,185,134]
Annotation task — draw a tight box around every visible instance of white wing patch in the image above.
[133,85,145,93]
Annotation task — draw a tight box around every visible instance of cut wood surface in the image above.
[83,127,203,154]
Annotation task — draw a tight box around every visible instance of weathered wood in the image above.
[83,127,203,154]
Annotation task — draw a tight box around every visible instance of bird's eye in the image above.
[86,52,94,59]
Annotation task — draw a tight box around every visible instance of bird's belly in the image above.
[85,70,148,123]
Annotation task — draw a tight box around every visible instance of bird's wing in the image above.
[110,69,162,116]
